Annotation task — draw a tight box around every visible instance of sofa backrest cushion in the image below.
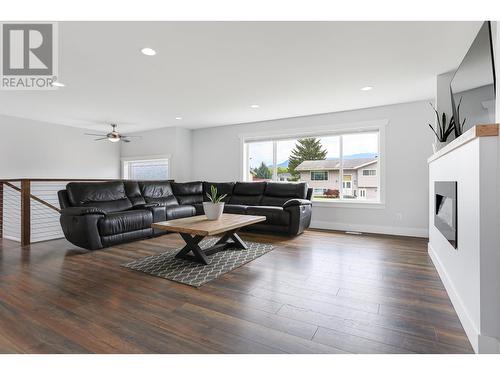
[261,182,308,206]
[66,181,133,213]
[203,182,235,202]
[138,181,178,206]
[171,181,203,205]
[124,181,146,207]
[229,182,265,206]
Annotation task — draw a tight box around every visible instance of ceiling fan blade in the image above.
[85,133,107,136]
[122,139,131,143]
[94,137,108,141]
[121,134,142,138]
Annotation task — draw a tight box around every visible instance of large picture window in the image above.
[244,130,380,202]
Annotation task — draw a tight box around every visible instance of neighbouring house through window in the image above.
[243,130,380,202]
[122,158,170,180]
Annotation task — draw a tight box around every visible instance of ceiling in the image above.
[0,21,483,133]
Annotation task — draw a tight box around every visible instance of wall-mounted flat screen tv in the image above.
[450,21,496,133]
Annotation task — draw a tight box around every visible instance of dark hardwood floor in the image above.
[0,229,473,354]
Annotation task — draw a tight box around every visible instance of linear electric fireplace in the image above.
[434,181,458,249]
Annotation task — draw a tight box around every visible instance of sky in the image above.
[248,132,378,168]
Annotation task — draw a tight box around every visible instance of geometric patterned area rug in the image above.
[121,237,274,287]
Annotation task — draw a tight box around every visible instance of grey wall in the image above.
[0,114,120,179]
[120,126,192,182]
[191,100,435,236]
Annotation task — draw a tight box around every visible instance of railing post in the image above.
[0,182,3,239]
[21,179,31,246]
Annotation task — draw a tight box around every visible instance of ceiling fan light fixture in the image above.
[108,137,121,143]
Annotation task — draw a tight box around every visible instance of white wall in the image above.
[120,126,192,182]
[0,114,121,242]
[191,100,434,237]
[0,114,120,179]
[436,70,455,119]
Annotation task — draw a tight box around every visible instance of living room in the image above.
[1,1,500,373]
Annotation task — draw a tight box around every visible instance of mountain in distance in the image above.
[341,152,378,160]
[275,153,377,168]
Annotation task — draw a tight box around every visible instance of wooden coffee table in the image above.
[152,213,266,265]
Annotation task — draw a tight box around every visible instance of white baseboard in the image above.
[2,235,20,242]
[310,220,428,238]
[428,243,479,353]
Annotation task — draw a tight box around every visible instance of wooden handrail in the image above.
[3,182,61,214]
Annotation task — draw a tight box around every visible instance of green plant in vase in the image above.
[428,103,455,153]
[203,185,227,220]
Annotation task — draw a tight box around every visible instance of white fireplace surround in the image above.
[428,124,500,353]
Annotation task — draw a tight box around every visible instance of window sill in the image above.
[312,200,386,209]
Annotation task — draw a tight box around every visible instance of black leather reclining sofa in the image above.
[58,180,313,250]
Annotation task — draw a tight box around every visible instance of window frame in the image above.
[310,170,329,181]
[362,169,377,176]
[121,154,172,180]
[239,120,386,208]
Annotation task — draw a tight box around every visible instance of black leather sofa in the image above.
[58,180,313,250]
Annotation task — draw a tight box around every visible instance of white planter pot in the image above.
[203,202,225,220]
[432,141,448,153]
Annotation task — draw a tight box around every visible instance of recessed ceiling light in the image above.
[175,117,182,120]
[52,81,65,87]
[250,104,260,108]
[360,86,373,91]
[141,47,157,56]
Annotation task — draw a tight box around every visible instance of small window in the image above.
[311,171,328,181]
[123,158,170,180]
[359,188,367,198]
[362,169,376,176]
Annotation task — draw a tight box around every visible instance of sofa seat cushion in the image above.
[165,205,196,220]
[245,206,290,226]
[223,204,248,215]
[98,209,153,236]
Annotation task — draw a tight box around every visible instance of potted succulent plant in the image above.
[428,102,455,153]
[203,185,227,220]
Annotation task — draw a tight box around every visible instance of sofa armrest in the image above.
[283,199,312,208]
[59,208,105,250]
[283,203,312,236]
[61,207,107,216]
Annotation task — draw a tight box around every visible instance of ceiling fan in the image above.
[84,124,141,143]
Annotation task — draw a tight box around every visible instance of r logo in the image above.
[2,23,53,76]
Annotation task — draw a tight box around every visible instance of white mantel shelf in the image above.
[428,124,499,164]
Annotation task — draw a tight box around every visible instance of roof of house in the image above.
[295,157,377,171]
